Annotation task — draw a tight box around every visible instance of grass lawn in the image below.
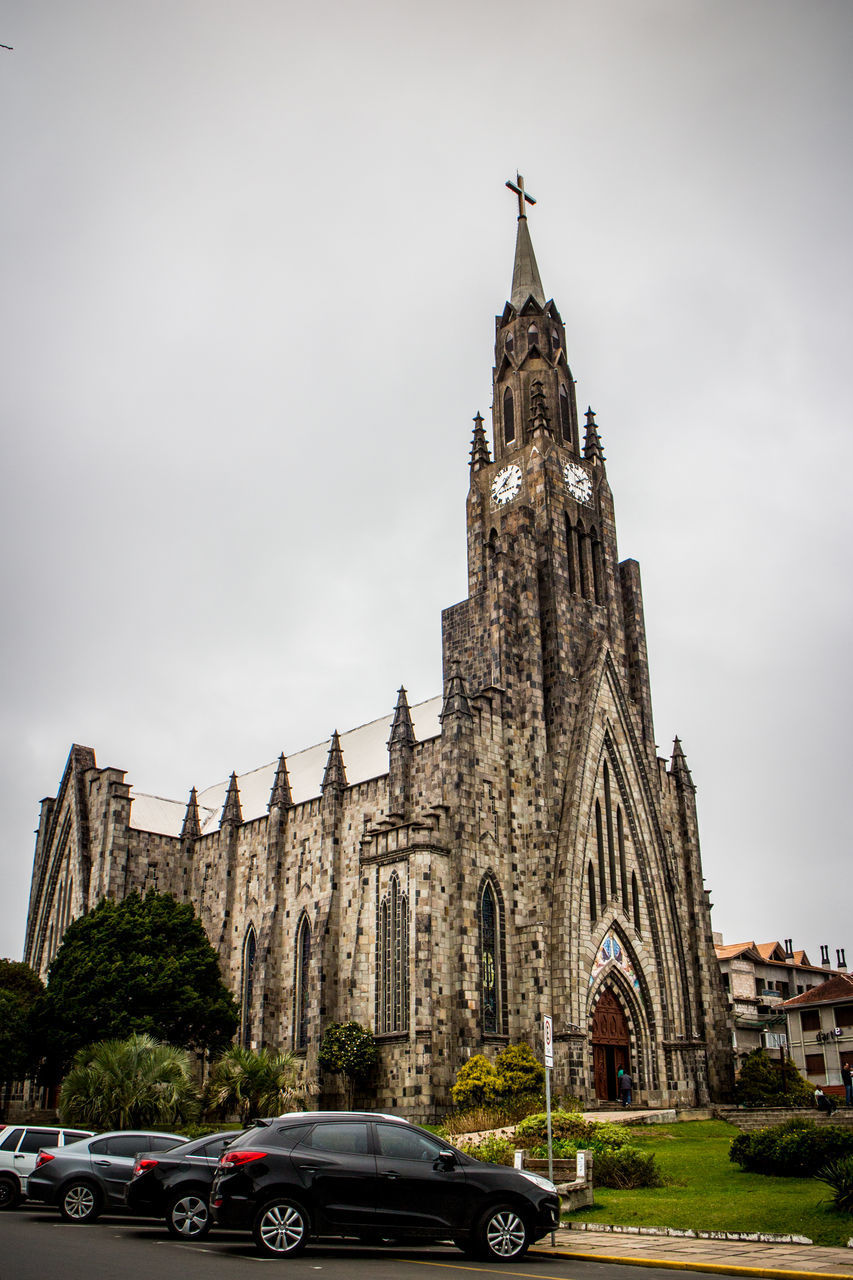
[565,1120,852,1248]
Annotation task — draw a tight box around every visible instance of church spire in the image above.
[388,686,415,750]
[469,412,491,472]
[268,752,293,810]
[506,174,546,310]
[322,730,347,793]
[440,664,473,722]
[583,406,605,464]
[221,771,243,826]
[181,786,201,840]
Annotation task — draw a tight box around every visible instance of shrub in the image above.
[815,1154,853,1213]
[59,1033,200,1129]
[455,1133,516,1166]
[450,1054,502,1110]
[515,1110,629,1151]
[318,1021,377,1106]
[593,1146,664,1189]
[730,1119,853,1177]
[734,1049,814,1106]
[450,1042,546,1112]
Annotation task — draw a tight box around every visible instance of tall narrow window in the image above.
[505,331,514,357]
[604,762,617,899]
[632,872,641,934]
[551,329,561,353]
[566,516,577,595]
[559,386,572,447]
[241,926,257,1049]
[295,915,311,1050]
[618,806,629,905]
[595,800,607,904]
[527,324,538,350]
[480,880,502,1034]
[503,388,515,445]
[592,536,604,604]
[578,528,590,599]
[377,873,409,1033]
[588,862,597,922]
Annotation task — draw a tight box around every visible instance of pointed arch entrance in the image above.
[590,988,630,1101]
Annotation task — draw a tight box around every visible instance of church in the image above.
[24,179,733,1117]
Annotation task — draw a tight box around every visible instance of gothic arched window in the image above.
[505,331,514,357]
[588,862,597,922]
[527,323,538,350]
[295,915,311,1051]
[617,806,629,905]
[559,385,572,447]
[377,873,409,1033]
[480,878,504,1035]
[241,926,257,1049]
[503,388,515,446]
[592,534,604,605]
[595,800,607,904]
[632,871,642,935]
[551,329,561,353]
[603,762,617,898]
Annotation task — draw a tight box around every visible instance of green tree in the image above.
[734,1048,813,1106]
[206,1046,313,1123]
[59,1032,200,1129]
[0,960,45,1118]
[40,892,238,1075]
[450,1054,502,1109]
[318,1022,378,1107]
[494,1041,545,1097]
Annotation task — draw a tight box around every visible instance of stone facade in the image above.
[23,200,733,1120]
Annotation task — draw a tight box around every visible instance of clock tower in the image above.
[441,178,732,1105]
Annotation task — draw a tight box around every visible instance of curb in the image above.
[529,1246,853,1280]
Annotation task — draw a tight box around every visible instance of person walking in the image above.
[842,1062,853,1108]
[619,1068,633,1107]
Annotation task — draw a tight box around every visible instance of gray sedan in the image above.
[27,1130,184,1223]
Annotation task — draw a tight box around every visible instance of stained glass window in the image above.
[377,874,409,1033]
[242,926,257,1049]
[295,916,311,1050]
[481,881,500,1035]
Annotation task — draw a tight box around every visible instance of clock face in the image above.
[491,464,522,507]
[563,460,592,504]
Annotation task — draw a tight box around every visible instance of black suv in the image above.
[210,1111,559,1261]
[126,1131,240,1239]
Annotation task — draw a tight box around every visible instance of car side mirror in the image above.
[435,1151,456,1171]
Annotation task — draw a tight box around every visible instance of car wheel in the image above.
[475,1203,529,1261]
[167,1191,211,1240]
[0,1175,20,1211]
[59,1180,102,1223]
[252,1198,310,1258]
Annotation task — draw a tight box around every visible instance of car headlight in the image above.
[518,1170,557,1194]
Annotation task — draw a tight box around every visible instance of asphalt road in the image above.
[1,1207,709,1280]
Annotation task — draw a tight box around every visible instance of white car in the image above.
[0,1124,95,1209]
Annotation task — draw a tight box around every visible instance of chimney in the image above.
[820,945,831,967]
[784,938,794,958]
[837,948,847,971]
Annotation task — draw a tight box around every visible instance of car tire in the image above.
[252,1197,310,1258]
[0,1175,20,1211]
[474,1203,530,1262]
[167,1190,211,1240]
[59,1180,102,1224]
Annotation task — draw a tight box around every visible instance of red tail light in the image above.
[35,1151,55,1169]
[131,1158,159,1179]
[219,1149,265,1169]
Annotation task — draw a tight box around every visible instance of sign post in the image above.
[543,1014,555,1244]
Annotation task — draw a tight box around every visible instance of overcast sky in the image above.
[2,1,851,970]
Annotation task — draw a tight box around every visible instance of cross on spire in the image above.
[506,173,536,220]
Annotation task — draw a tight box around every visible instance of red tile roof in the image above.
[781,974,853,1008]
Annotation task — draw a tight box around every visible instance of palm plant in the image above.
[59,1032,201,1129]
[205,1046,312,1123]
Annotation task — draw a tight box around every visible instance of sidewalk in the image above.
[531,1225,853,1278]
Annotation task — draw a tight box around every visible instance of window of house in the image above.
[804,1053,825,1076]
[801,1009,821,1032]
[836,1006,853,1027]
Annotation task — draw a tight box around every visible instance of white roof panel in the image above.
[129,694,442,838]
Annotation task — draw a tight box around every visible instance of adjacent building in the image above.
[715,936,846,1071]
[783,973,853,1096]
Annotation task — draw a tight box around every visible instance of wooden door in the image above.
[591,990,630,1100]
